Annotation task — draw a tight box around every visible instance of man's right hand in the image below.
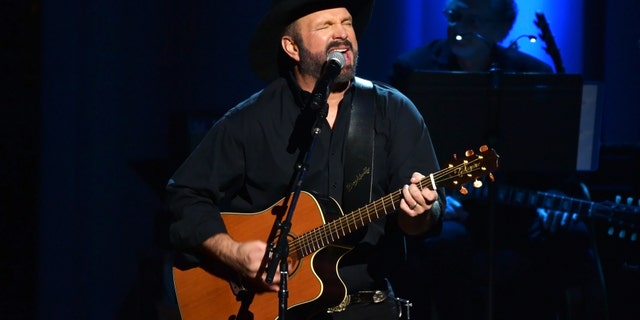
[202,233,284,292]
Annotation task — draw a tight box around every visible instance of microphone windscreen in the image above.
[327,51,346,68]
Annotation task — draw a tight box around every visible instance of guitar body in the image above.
[172,191,351,320]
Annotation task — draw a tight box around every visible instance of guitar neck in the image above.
[466,184,594,217]
[289,146,498,260]
[291,186,407,259]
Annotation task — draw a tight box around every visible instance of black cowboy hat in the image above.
[249,0,374,82]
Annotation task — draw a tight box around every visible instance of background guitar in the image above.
[459,183,640,241]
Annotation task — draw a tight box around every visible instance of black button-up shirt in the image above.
[167,75,443,291]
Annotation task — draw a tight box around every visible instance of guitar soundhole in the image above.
[288,256,301,278]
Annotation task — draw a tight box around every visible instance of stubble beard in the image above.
[298,41,357,89]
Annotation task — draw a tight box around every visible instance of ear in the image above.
[281,35,300,62]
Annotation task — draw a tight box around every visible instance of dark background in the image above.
[2,0,639,319]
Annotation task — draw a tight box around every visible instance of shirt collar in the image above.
[285,71,355,110]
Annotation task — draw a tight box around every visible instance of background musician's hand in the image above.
[444,195,469,222]
[536,208,577,234]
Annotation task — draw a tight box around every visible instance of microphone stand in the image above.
[264,80,332,320]
[486,45,501,320]
[457,33,501,320]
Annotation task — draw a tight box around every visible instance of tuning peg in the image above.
[619,229,627,239]
[615,195,622,204]
[627,197,635,206]
[488,173,495,182]
[452,153,458,161]
[479,145,489,152]
[631,232,638,242]
[473,180,483,188]
[608,226,615,236]
[459,186,468,195]
[465,149,475,157]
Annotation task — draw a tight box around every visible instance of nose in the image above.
[333,24,349,40]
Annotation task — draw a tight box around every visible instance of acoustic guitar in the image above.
[172,146,499,320]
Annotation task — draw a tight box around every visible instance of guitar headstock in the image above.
[600,195,640,242]
[534,11,565,73]
[434,145,499,193]
[534,12,550,38]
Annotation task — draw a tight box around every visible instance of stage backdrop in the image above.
[38,0,638,319]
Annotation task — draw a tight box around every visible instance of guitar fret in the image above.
[300,236,311,256]
[390,193,397,211]
[349,216,355,233]
[542,194,555,208]
[380,196,389,214]
[328,222,336,243]
[496,189,508,203]
[339,217,347,236]
[315,228,323,250]
[369,202,380,221]
[528,193,539,207]
[560,198,571,211]
[358,207,366,227]
[318,235,327,248]
[512,190,526,205]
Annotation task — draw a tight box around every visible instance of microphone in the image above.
[308,51,346,111]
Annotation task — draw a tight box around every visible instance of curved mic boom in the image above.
[507,34,538,50]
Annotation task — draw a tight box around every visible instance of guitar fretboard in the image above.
[288,148,498,259]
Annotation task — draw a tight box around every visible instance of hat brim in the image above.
[249,0,374,82]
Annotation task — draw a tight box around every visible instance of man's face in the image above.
[290,8,359,84]
[444,0,507,58]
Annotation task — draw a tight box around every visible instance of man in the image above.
[390,0,552,91]
[388,1,604,319]
[167,0,446,319]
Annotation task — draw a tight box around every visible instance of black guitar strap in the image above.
[342,77,376,213]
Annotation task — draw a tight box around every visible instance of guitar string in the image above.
[288,153,497,258]
[291,154,495,256]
